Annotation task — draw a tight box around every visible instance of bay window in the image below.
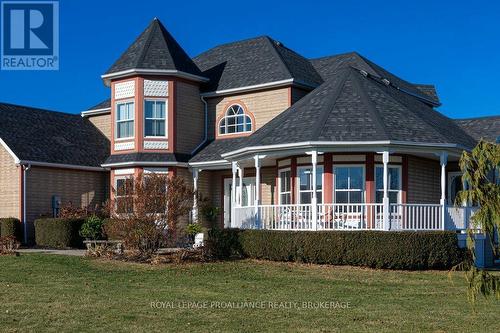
[115,177,134,213]
[144,100,167,137]
[334,166,364,203]
[297,166,323,204]
[116,102,135,139]
[375,166,401,203]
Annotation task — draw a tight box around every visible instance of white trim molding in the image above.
[101,69,209,86]
[18,160,106,172]
[0,137,20,164]
[102,161,189,168]
[200,79,317,98]
[81,107,111,117]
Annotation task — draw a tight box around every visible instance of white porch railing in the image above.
[389,204,442,230]
[233,203,478,231]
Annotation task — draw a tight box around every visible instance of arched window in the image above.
[218,104,252,135]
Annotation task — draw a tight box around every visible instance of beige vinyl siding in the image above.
[0,145,20,219]
[87,113,112,140]
[25,167,108,224]
[407,156,441,204]
[175,81,205,154]
[206,88,290,139]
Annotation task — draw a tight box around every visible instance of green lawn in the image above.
[0,254,499,332]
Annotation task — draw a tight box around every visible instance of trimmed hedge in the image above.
[0,218,22,241]
[207,229,466,270]
[34,218,85,248]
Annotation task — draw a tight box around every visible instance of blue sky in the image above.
[0,0,499,118]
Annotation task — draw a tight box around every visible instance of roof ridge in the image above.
[135,19,157,68]
[264,36,293,79]
[193,35,271,60]
[310,51,360,61]
[351,70,391,141]
[311,69,352,141]
[364,75,459,144]
[455,115,500,121]
[0,102,77,117]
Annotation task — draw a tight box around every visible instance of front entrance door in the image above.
[447,172,463,205]
[223,177,256,228]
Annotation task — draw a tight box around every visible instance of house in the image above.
[1,18,499,243]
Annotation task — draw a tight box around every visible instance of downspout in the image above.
[22,164,31,244]
[191,96,208,155]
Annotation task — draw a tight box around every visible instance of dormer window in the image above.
[116,101,135,139]
[218,104,252,135]
[144,100,167,137]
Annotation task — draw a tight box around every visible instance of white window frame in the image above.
[333,165,366,204]
[297,165,324,204]
[144,99,168,138]
[374,164,402,204]
[278,168,292,205]
[115,100,135,140]
[218,104,253,136]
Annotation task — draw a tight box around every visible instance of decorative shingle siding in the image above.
[0,145,20,219]
[87,113,112,140]
[175,81,205,154]
[407,156,440,204]
[206,88,290,140]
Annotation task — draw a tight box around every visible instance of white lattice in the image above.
[114,141,135,151]
[114,80,135,99]
[144,80,168,97]
[144,141,168,150]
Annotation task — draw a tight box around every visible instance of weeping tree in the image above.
[455,139,500,302]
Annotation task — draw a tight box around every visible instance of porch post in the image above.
[382,151,390,230]
[311,150,318,231]
[238,165,244,206]
[191,168,199,224]
[254,155,261,228]
[231,161,238,228]
[440,152,448,230]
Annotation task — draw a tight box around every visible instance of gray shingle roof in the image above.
[193,36,323,92]
[223,67,476,152]
[310,52,440,106]
[189,137,248,163]
[87,98,110,111]
[104,152,191,165]
[105,18,203,77]
[414,84,440,104]
[454,116,500,142]
[0,102,109,167]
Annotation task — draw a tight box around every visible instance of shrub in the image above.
[0,218,22,241]
[206,229,465,270]
[0,236,20,254]
[79,215,105,240]
[34,218,85,248]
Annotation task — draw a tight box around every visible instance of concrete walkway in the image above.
[18,248,86,256]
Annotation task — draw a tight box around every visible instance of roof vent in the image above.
[382,78,390,86]
[359,70,368,77]
[275,40,282,47]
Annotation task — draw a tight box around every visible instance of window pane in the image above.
[389,168,400,190]
[117,121,133,138]
[335,191,348,203]
[280,193,291,205]
[350,167,363,190]
[375,191,384,203]
[335,167,348,189]
[375,167,383,190]
[145,101,154,118]
[389,192,398,204]
[300,192,311,204]
[299,169,311,191]
[155,101,166,118]
[317,167,323,190]
[349,191,362,203]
